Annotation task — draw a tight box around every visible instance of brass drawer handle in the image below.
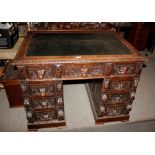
[102,94,107,101]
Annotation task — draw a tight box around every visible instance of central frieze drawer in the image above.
[24,96,64,110]
[62,63,105,78]
[20,81,63,97]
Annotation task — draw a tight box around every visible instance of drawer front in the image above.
[105,105,131,116]
[17,64,62,79]
[111,62,143,75]
[102,76,139,92]
[24,96,64,110]
[101,92,135,104]
[20,81,63,97]
[98,104,132,117]
[26,108,65,123]
[26,110,58,123]
[26,65,57,79]
[63,63,105,78]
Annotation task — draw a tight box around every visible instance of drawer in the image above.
[20,81,63,97]
[98,104,132,117]
[111,62,143,75]
[105,105,131,116]
[102,76,139,92]
[101,92,135,104]
[26,65,57,79]
[17,64,62,79]
[26,108,65,123]
[63,63,105,79]
[24,96,64,110]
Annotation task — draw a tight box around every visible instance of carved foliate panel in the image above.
[28,82,63,97]
[63,63,105,78]
[101,92,135,104]
[112,63,137,75]
[103,77,140,91]
[26,65,58,79]
[24,97,63,110]
[95,102,132,117]
[105,105,130,116]
[26,110,58,123]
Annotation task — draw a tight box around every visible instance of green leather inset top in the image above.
[26,32,131,56]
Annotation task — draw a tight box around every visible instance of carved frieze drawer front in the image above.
[26,108,65,123]
[111,62,143,75]
[103,76,139,92]
[26,65,57,79]
[20,81,63,97]
[105,105,130,116]
[63,63,105,78]
[101,92,135,104]
[26,110,58,123]
[24,96,64,110]
[98,104,132,117]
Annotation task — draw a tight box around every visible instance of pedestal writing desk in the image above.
[1,31,146,131]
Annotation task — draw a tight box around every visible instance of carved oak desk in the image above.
[2,31,146,131]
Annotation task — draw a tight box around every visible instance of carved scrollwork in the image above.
[104,62,113,75]
[31,111,58,123]
[63,64,104,78]
[25,98,57,110]
[105,106,130,116]
[26,66,57,79]
[110,81,132,91]
[103,93,131,103]
[112,63,136,75]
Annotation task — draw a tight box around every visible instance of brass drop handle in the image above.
[100,106,105,113]
[24,98,29,105]
[102,94,107,101]
[126,105,132,111]
[27,112,32,118]
[57,97,63,105]
[58,109,64,117]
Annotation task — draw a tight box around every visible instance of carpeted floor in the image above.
[0,51,155,132]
